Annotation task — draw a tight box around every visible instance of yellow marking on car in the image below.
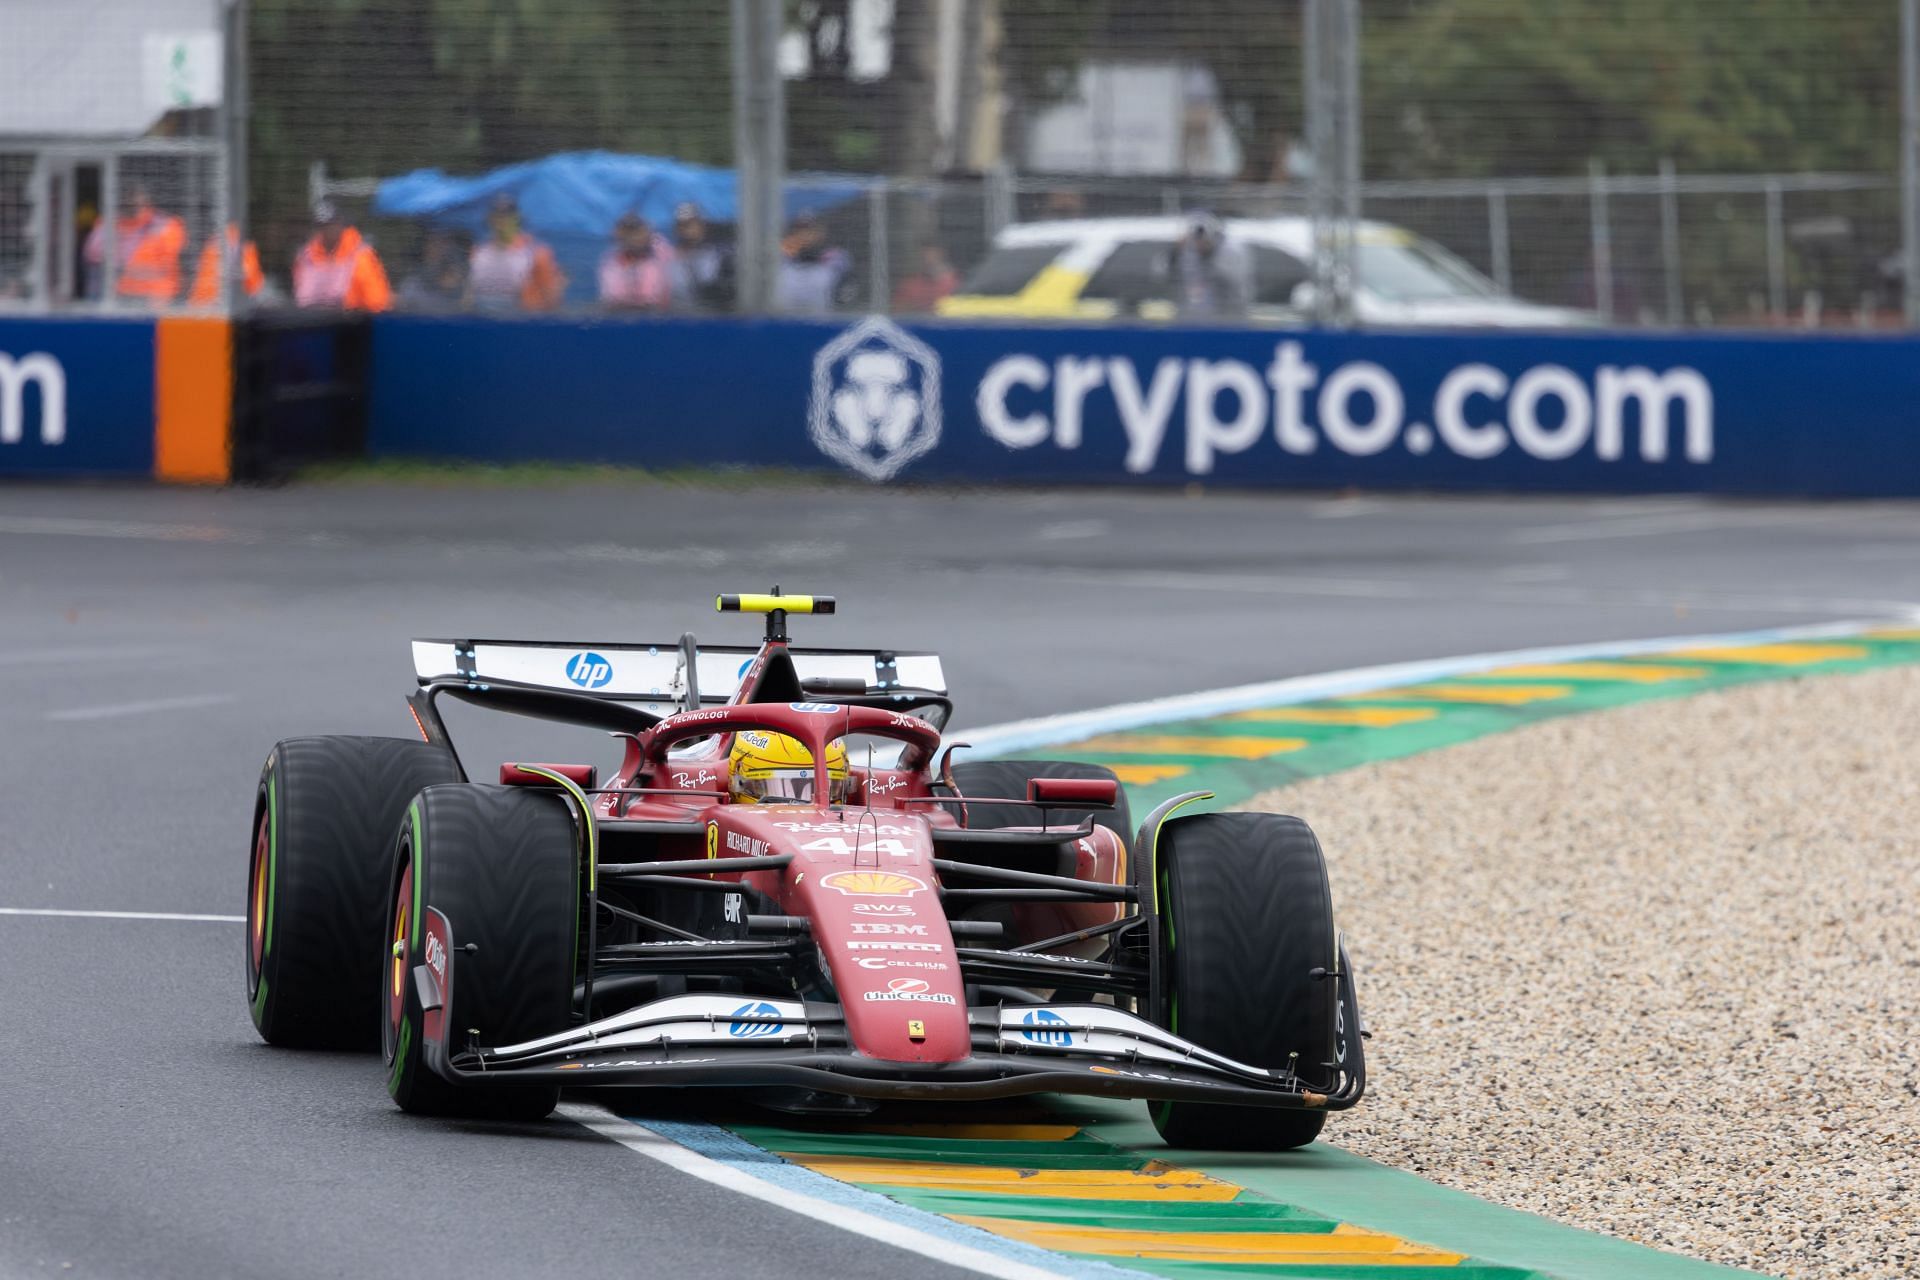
[1103,763,1191,784]
[1472,661,1710,683]
[1667,642,1870,665]
[777,1155,1241,1201]
[1349,683,1574,705]
[1225,705,1437,726]
[949,1216,1467,1266]
[1066,734,1308,759]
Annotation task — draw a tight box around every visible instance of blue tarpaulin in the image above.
[374,150,867,305]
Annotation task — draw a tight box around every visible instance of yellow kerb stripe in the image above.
[949,1217,1466,1266]
[1226,706,1436,726]
[834,1123,1080,1142]
[1350,683,1573,705]
[1473,661,1710,684]
[780,1155,1241,1201]
[1066,734,1308,759]
[1666,642,1868,665]
[1104,763,1191,785]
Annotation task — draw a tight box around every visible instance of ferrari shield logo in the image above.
[809,316,941,481]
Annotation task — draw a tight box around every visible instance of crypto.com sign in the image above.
[0,351,66,446]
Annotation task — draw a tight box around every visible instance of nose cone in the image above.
[750,813,971,1064]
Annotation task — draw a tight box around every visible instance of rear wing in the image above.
[410,638,947,724]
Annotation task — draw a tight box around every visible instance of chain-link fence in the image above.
[5,0,1917,330]
[1,0,242,311]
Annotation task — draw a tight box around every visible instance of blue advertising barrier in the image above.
[371,313,1920,498]
[0,317,155,477]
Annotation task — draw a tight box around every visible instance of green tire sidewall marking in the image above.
[407,800,423,950]
[249,773,278,1021]
[386,1017,411,1094]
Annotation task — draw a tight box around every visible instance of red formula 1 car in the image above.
[244,592,1364,1149]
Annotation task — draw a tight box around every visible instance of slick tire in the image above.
[383,783,577,1121]
[1150,812,1352,1151]
[246,736,461,1049]
[949,760,1133,845]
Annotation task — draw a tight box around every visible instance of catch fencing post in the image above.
[1304,0,1361,327]
[1588,159,1614,322]
[730,0,785,313]
[1659,157,1682,325]
[1902,0,1919,325]
[224,0,250,313]
[868,183,889,311]
[1487,186,1511,293]
[1765,179,1786,320]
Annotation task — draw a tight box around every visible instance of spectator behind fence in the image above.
[598,213,675,312]
[84,185,185,305]
[775,213,850,314]
[292,201,393,312]
[398,229,470,309]
[891,243,958,312]
[670,202,734,311]
[1167,212,1250,319]
[188,224,264,307]
[470,194,566,312]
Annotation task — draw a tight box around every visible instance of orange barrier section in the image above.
[154,316,232,483]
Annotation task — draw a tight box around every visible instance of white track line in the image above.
[557,1104,1098,1280]
[44,693,235,722]
[0,908,242,922]
[0,645,176,669]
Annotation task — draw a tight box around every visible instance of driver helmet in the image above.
[729,730,851,804]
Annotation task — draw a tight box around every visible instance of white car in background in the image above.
[938,215,1594,329]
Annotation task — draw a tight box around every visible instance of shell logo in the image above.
[820,870,929,898]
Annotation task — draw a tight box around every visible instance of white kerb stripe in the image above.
[557,1103,1073,1280]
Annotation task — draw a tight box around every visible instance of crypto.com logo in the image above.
[809,316,941,481]
[0,352,66,446]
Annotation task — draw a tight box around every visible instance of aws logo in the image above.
[565,651,613,689]
[0,352,66,447]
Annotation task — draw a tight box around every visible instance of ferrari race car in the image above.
[244,592,1365,1149]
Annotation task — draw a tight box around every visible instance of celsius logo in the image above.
[810,316,942,481]
[565,652,613,689]
[1019,1009,1073,1046]
[0,352,66,447]
[727,1001,784,1038]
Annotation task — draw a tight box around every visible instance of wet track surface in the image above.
[4,478,1919,1278]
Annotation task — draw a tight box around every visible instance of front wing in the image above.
[418,991,1364,1111]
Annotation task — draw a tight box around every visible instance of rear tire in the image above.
[949,760,1133,843]
[383,784,577,1120]
[246,736,460,1049]
[1150,812,1343,1151]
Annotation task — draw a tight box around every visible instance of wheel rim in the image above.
[388,860,412,1048]
[247,802,270,981]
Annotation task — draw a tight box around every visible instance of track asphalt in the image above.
[4,478,1919,1278]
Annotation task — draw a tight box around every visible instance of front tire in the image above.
[246,736,460,1048]
[383,784,577,1120]
[1150,812,1347,1151]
